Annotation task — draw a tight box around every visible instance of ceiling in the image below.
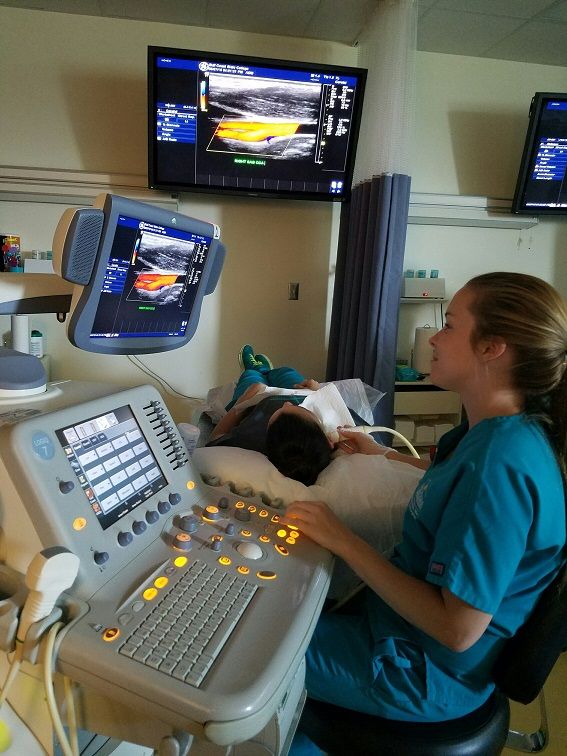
[2,0,567,68]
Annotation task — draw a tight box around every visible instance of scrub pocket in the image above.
[372,637,428,705]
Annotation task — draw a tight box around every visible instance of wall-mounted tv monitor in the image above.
[512,92,567,214]
[148,46,366,202]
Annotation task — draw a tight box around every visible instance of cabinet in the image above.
[395,295,459,451]
[393,379,461,450]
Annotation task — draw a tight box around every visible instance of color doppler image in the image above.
[206,74,320,159]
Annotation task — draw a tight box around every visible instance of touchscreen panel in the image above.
[56,405,167,530]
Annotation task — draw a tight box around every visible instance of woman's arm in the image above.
[337,428,430,471]
[282,500,492,651]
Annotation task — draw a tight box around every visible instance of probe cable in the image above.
[42,621,79,756]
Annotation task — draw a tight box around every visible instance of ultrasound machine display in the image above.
[91,215,212,341]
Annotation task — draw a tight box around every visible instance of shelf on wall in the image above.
[0,166,178,209]
[400,297,445,303]
[408,192,538,230]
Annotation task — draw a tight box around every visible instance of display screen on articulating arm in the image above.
[148,46,367,202]
[53,193,225,354]
[512,92,567,214]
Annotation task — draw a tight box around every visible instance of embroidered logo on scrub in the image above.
[429,561,445,576]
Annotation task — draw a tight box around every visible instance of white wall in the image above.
[2,10,567,396]
[399,51,567,363]
[0,7,357,415]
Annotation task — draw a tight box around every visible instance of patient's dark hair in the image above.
[265,414,331,486]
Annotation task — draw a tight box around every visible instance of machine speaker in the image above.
[60,208,104,285]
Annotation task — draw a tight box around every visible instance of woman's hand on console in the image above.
[281,500,356,556]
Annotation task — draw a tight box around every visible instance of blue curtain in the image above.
[326,173,411,428]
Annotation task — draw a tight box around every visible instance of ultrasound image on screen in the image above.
[206,74,320,160]
[91,216,212,339]
[127,231,193,306]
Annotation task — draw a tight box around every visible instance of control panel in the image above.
[0,384,332,745]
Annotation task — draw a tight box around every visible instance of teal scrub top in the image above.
[366,414,566,718]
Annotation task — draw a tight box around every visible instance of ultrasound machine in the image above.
[0,194,333,755]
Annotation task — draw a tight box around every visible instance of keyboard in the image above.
[118,559,257,687]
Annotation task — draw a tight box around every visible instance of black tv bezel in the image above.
[512,92,567,215]
[147,45,367,203]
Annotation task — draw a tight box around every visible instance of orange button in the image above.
[259,509,269,518]
[237,565,250,575]
[259,535,270,543]
[102,627,120,642]
[275,544,289,556]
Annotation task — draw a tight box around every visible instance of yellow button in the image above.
[277,529,287,538]
[219,556,232,566]
[288,524,299,532]
[286,537,297,545]
[257,570,277,580]
[143,588,158,601]
[237,565,250,575]
[102,627,120,642]
[154,576,169,589]
[275,544,289,556]
[240,529,252,537]
[73,517,87,531]
[187,480,196,490]
[259,535,270,543]
[173,556,188,568]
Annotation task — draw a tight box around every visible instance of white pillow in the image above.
[192,446,423,598]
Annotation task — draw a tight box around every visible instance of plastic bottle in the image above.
[29,330,44,358]
[177,423,200,456]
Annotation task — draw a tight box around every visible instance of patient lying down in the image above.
[194,347,426,599]
[206,345,354,486]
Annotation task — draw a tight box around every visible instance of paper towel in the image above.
[412,326,438,374]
